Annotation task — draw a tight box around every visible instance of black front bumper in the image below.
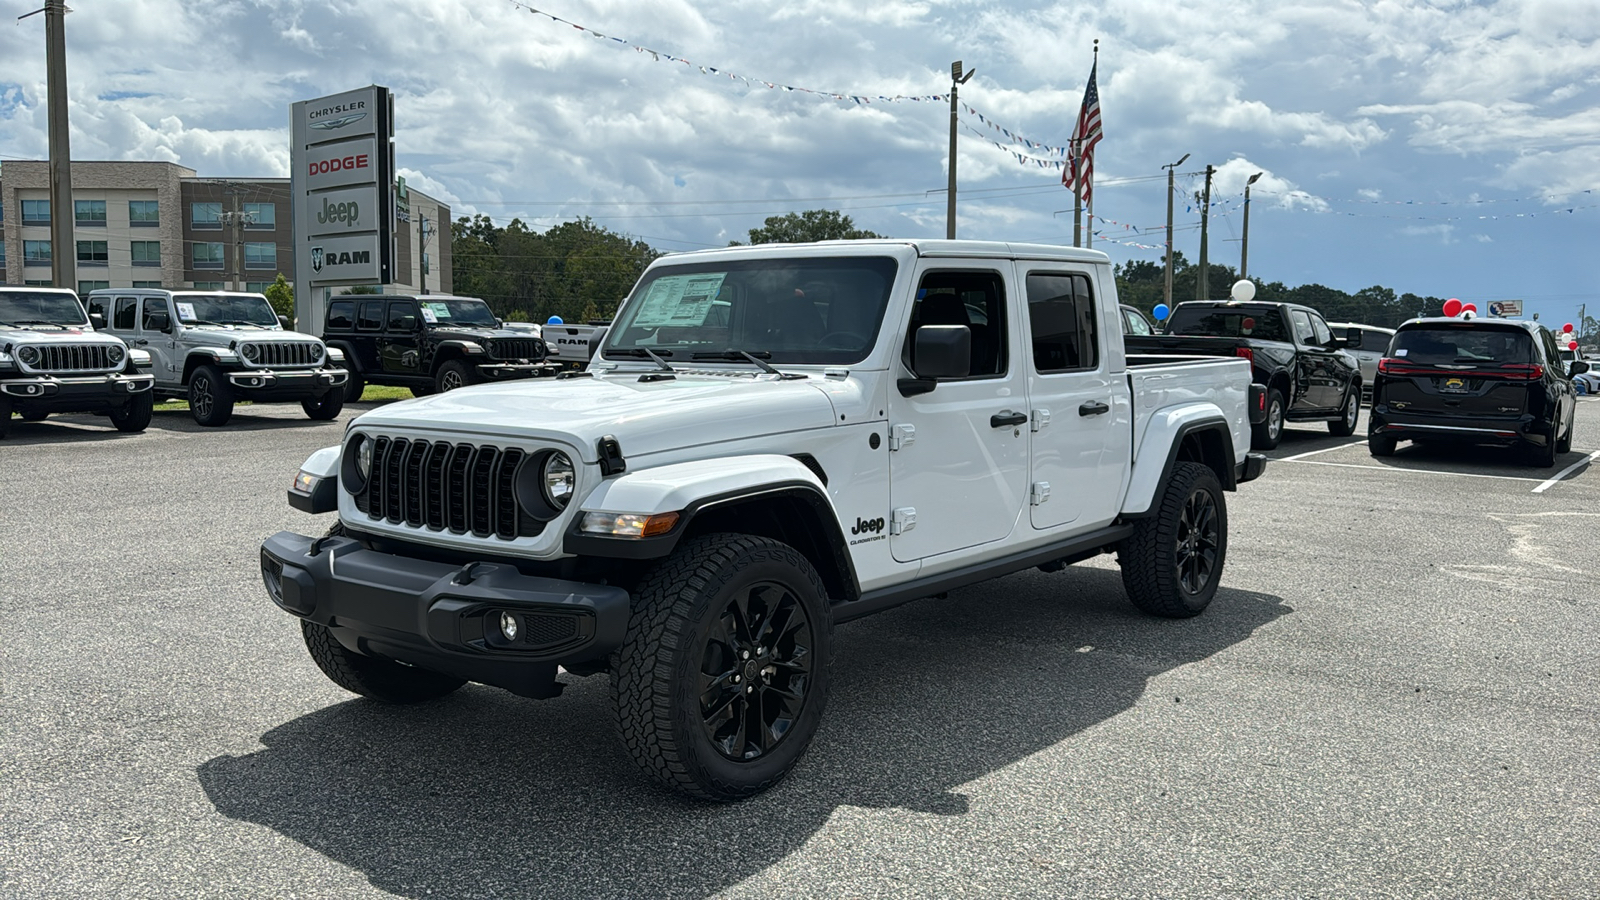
[260,531,630,698]
[229,366,349,401]
[1,371,154,412]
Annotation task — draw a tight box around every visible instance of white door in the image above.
[887,264,1030,562]
[1020,266,1132,531]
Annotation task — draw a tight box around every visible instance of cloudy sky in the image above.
[2,0,1596,325]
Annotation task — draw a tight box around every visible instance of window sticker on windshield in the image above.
[420,307,438,324]
[423,302,451,319]
[175,302,197,321]
[629,274,728,329]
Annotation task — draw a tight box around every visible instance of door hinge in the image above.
[889,423,916,451]
[890,507,917,534]
[1031,409,1051,431]
[1031,481,1051,505]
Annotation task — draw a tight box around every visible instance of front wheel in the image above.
[1369,434,1397,457]
[1251,388,1285,450]
[610,533,834,801]
[1119,462,1227,618]
[301,390,345,421]
[435,360,476,393]
[342,371,366,404]
[110,391,154,433]
[301,620,466,703]
[188,365,234,427]
[1328,388,1360,436]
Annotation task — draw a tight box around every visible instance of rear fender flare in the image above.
[1124,405,1237,516]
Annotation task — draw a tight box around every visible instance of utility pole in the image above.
[946,60,975,240]
[20,1,77,290]
[1240,171,1262,281]
[1162,153,1189,307]
[217,185,252,291]
[1196,164,1214,301]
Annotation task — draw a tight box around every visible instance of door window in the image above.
[905,271,1006,378]
[1290,310,1316,345]
[357,301,384,331]
[85,295,110,323]
[114,297,138,330]
[387,301,419,331]
[141,297,169,330]
[1027,272,1099,373]
[1310,315,1333,346]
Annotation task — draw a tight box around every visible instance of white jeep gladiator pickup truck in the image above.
[261,239,1267,800]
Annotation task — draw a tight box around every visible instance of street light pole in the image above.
[1241,171,1262,281]
[946,60,975,240]
[21,0,77,291]
[1162,153,1189,308]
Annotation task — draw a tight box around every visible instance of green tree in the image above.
[262,273,294,323]
[450,215,660,322]
[735,210,884,245]
[338,285,382,294]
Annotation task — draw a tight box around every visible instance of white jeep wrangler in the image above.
[0,286,155,438]
[262,240,1267,800]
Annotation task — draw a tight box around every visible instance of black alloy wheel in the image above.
[189,364,234,427]
[698,582,817,762]
[1174,486,1221,596]
[1119,461,1228,618]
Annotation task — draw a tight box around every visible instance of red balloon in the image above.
[1463,304,1478,313]
[1570,341,1580,351]
[1563,323,1574,333]
[1442,298,1463,317]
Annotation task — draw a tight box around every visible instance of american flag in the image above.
[1062,61,1103,202]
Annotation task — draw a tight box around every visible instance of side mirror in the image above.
[913,324,971,379]
[147,312,172,333]
[1344,328,1362,349]
[89,312,107,330]
[1572,361,1590,376]
[399,315,418,332]
[495,318,504,329]
[277,315,290,330]
[1326,336,1348,350]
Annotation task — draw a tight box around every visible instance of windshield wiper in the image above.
[219,319,270,327]
[6,319,72,329]
[690,349,807,379]
[607,347,675,372]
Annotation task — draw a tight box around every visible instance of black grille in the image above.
[33,343,119,373]
[354,437,531,540]
[243,341,320,368]
[521,613,579,648]
[487,338,544,361]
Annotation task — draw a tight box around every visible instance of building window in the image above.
[246,281,273,293]
[77,240,110,266]
[25,280,53,286]
[131,241,162,267]
[22,199,50,225]
[24,240,52,265]
[132,281,163,288]
[78,280,110,294]
[421,252,430,275]
[0,243,5,267]
[129,200,160,227]
[191,202,222,229]
[191,281,224,290]
[243,202,275,229]
[192,242,225,269]
[75,200,108,227]
[244,242,275,269]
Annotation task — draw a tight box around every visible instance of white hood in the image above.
[351,371,842,459]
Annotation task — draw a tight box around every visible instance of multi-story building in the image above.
[1,160,450,295]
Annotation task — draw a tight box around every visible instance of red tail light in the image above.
[1235,346,1254,364]
[1499,363,1543,380]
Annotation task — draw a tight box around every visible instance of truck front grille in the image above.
[354,437,534,540]
[31,343,119,374]
[487,338,544,361]
[243,341,320,369]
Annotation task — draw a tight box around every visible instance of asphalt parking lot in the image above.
[3,397,1598,898]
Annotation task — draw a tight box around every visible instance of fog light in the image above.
[499,611,520,641]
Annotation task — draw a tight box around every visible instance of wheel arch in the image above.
[1124,409,1238,517]
[181,350,234,384]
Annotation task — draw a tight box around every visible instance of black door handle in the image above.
[1079,400,1110,416]
[133,339,148,346]
[990,411,1028,428]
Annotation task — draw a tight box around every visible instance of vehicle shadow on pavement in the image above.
[1,417,148,444]
[143,409,349,434]
[197,566,1289,900]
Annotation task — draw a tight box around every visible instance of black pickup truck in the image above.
[1125,300,1362,449]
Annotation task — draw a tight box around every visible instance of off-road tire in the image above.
[20,410,48,422]
[110,391,153,433]
[1119,462,1227,618]
[1328,387,1360,436]
[188,364,235,427]
[1369,434,1397,457]
[1251,387,1285,450]
[610,533,834,802]
[301,390,345,421]
[300,619,466,703]
[435,360,476,393]
[342,371,365,404]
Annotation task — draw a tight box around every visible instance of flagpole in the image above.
[1073,141,1082,247]
[1086,41,1097,250]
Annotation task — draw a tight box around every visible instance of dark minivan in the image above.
[1368,318,1583,467]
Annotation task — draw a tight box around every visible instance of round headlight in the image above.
[355,435,373,482]
[312,343,325,363]
[242,343,261,361]
[105,343,125,365]
[17,345,40,367]
[542,452,575,509]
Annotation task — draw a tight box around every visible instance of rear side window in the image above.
[1027,272,1099,373]
[326,301,355,331]
[1167,306,1289,342]
[357,301,384,331]
[1392,327,1533,365]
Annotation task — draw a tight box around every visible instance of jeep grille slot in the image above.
[487,338,543,360]
[355,435,533,540]
[244,341,319,368]
[31,343,118,374]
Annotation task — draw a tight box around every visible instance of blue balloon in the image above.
[1153,303,1171,321]
[546,315,564,325]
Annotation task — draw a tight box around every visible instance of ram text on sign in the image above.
[306,234,382,281]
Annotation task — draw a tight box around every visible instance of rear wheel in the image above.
[301,620,467,703]
[110,391,153,433]
[1328,388,1359,436]
[341,371,366,404]
[1251,388,1285,450]
[301,389,345,421]
[1555,407,1573,454]
[1369,434,1397,457]
[1119,462,1227,618]
[188,365,234,427]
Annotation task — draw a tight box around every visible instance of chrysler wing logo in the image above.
[1445,377,1464,389]
[310,246,324,273]
[309,112,367,131]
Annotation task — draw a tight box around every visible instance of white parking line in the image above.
[1532,449,1600,494]
[1280,441,1365,462]
[1283,459,1548,483]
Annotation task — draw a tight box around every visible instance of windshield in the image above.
[604,256,899,365]
[419,298,498,327]
[176,293,279,327]
[1392,326,1534,365]
[0,290,89,327]
[1167,305,1289,341]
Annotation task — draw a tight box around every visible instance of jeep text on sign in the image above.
[304,138,379,193]
[305,185,381,238]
